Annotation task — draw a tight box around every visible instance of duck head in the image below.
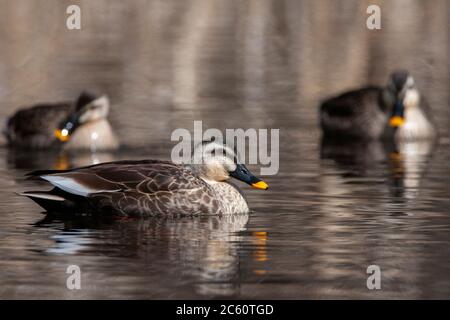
[386,70,419,128]
[192,139,269,190]
[54,91,110,142]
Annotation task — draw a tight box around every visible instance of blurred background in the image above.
[0,0,449,299]
[0,0,448,143]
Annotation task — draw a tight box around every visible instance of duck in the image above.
[3,91,119,151]
[320,70,437,141]
[20,140,269,216]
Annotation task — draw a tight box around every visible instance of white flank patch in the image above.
[41,175,94,197]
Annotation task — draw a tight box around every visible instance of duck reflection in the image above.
[388,140,435,194]
[321,138,436,214]
[315,138,436,297]
[320,137,436,198]
[6,148,117,170]
[33,213,249,297]
[320,137,388,172]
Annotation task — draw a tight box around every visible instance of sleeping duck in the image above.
[3,91,119,151]
[20,140,269,216]
[320,71,437,141]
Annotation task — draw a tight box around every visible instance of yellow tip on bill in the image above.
[252,181,269,190]
[54,129,70,142]
[389,152,403,161]
[389,116,405,128]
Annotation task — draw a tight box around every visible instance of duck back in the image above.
[320,87,388,140]
[5,103,71,149]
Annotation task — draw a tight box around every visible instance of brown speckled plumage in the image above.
[23,159,250,216]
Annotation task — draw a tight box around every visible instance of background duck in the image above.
[20,140,269,216]
[320,71,437,141]
[3,91,119,151]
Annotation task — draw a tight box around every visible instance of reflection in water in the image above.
[46,230,95,255]
[34,213,249,297]
[391,140,436,198]
[251,231,268,276]
[6,148,118,170]
[320,137,389,170]
[320,137,435,197]
[316,138,439,298]
[320,137,436,218]
[1,134,449,299]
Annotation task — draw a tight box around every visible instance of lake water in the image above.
[0,0,449,299]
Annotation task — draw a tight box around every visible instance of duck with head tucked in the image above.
[3,91,119,151]
[320,71,437,141]
[21,140,269,216]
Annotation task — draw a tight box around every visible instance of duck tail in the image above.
[19,190,67,212]
[19,188,85,213]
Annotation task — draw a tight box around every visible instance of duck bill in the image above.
[230,164,269,190]
[389,116,405,128]
[251,180,269,190]
[390,101,405,128]
[55,115,79,142]
[54,129,70,142]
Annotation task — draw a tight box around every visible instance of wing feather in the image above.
[32,160,206,198]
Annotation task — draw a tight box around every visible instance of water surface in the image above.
[0,0,449,299]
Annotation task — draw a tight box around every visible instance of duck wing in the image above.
[28,160,204,195]
[26,160,215,216]
[320,86,385,138]
[6,103,71,147]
